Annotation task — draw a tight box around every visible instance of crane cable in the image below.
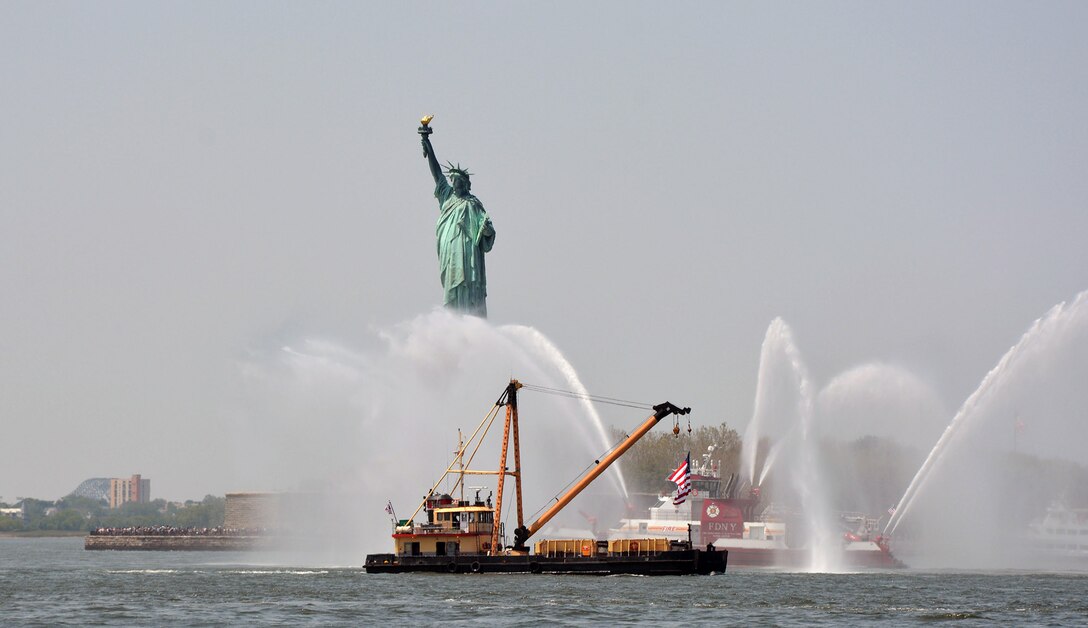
[518,383,652,411]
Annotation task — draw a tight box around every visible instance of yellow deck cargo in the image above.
[534,539,597,557]
[608,538,669,555]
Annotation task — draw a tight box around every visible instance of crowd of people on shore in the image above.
[88,526,267,537]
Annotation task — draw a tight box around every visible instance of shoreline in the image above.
[84,534,269,551]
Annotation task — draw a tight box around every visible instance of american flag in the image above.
[385,501,394,516]
[668,453,692,506]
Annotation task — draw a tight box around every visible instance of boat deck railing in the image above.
[649,510,693,522]
[405,524,494,536]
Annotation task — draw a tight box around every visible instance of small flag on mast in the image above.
[385,501,394,516]
[668,452,692,506]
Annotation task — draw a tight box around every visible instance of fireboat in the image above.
[610,446,903,569]
[364,380,727,575]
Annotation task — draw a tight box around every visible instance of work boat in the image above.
[611,447,902,569]
[364,380,727,575]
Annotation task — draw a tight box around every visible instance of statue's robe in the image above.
[435,178,495,317]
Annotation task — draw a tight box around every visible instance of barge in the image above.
[365,380,726,575]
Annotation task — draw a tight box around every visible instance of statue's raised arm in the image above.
[419,115,443,186]
[415,115,495,318]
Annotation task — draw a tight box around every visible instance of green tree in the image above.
[174,495,226,528]
[8,494,231,532]
[86,496,226,530]
[19,498,51,522]
[613,422,742,495]
[42,509,87,531]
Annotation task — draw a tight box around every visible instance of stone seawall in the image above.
[84,535,272,551]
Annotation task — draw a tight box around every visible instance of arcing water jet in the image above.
[231,310,630,563]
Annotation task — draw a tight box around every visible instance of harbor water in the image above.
[2,537,1086,626]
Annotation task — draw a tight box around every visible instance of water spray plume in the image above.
[739,318,841,571]
[232,310,630,563]
[885,291,1088,546]
[742,318,799,485]
[500,325,629,498]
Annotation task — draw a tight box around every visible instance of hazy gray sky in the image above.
[3,2,1087,501]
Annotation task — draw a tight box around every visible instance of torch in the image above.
[419,114,434,157]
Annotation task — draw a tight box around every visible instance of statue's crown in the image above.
[443,161,472,178]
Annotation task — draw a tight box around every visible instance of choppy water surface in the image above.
[2,537,1087,626]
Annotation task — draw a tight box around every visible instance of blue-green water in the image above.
[2,537,1087,626]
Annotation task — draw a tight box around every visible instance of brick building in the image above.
[109,474,151,509]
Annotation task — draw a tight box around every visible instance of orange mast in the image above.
[489,380,524,554]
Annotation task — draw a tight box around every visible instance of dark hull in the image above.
[365,549,726,575]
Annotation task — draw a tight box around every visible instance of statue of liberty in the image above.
[419,116,495,318]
